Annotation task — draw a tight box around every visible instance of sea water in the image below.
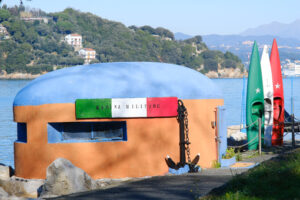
[1,78,300,167]
[0,80,29,167]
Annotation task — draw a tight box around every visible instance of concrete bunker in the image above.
[13,62,224,179]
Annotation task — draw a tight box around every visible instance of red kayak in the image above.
[270,39,284,145]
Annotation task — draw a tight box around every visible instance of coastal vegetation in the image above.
[203,149,300,199]
[0,5,243,75]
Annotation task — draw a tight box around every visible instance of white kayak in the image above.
[260,45,273,146]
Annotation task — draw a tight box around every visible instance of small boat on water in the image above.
[270,39,284,146]
[246,41,265,150]
[260,45,273,146]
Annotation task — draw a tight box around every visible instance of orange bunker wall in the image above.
[13,62,224,179]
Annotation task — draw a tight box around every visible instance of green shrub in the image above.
[222,148,235,159]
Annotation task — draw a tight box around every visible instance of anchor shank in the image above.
[179,113,186,166]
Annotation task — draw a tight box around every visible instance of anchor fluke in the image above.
[165,155,179,170]
[191,153,200,166]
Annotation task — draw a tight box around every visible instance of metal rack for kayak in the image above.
[283,110,300,148]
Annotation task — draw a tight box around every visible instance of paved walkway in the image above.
[49,153,278,200]
[51,173,231,200]
[48,140,300,200]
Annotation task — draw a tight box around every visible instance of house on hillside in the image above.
[21,17,49,24]
[0,24,8,35]
[79,48,96,64]
[20,11,49,24]
[0,24,10,40]
[64,34,82,51]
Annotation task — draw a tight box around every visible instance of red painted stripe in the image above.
[270,39,284,145]
[147,97,178,117]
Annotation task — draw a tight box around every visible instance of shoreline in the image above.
[0,73,42,80]
[0,67,247,79]
[0,73,247,80]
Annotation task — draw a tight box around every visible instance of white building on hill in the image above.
[79,48,96,64]
[0,24,10,39]
[0,24,8,34]
[64,34,82,51]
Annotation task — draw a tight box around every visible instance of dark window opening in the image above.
[48,121,127,143]
[17,123,27,143]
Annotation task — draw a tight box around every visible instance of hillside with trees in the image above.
[0,5,244,77]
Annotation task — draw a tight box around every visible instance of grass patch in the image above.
[222,148,235,159]
[212,160,221,168]
[203,149,300,200]
[236,150,242,161]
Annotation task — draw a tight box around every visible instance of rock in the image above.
[0,177,44,198]
[205,71,219,78]
[39,158,95,198]
[0,71,41,79]
[0,186,9,199]
[205,68,248,78]
[0,164,12,180]
[230,131,247,141]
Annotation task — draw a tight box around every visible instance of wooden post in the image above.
[292,114,295,148]
[258,118,262,155]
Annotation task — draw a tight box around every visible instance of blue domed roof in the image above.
[13,62,222,106]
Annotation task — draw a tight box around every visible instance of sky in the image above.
[2,0,300,36]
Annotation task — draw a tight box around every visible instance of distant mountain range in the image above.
[175,20,300,66]
[202,35,300,65]
[241,19,300,40]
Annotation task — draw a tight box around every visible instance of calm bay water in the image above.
[1,78,300,167]
[0,80,30,167]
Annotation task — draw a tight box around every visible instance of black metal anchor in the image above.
[165,99,200,172]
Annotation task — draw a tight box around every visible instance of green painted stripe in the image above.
[246,41,265,150]
[76,99,112,119]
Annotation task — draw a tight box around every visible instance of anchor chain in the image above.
[178,100,191,163]
[177,100,200,172]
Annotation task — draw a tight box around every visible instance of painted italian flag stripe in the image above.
[76,97,178,119]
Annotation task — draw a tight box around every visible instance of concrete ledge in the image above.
[221,157,236,167]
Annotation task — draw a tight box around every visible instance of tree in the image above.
[0,9,10,22]
[222,59,237,68]
[201,51,216,59]
[155,27,174,39]
[184,35,202,44]
[204,58,218,71]
[140,25,156,34]
[35,23,50,36]
[224,51,241,62]
[56,21,74,33]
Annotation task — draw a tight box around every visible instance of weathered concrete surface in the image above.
[0,163,43,199]
[0,164,11,180]
[0,176,44,198]
[0,186,9,199]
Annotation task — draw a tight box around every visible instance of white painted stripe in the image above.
[261,45,273,147]
[111,98,147,118]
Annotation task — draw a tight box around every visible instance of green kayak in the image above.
[246,41,265,150]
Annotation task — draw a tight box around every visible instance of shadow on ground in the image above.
[48,174,232,200]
